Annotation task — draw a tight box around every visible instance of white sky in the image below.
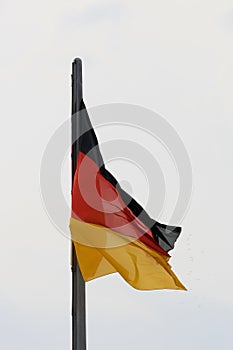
[1,0,233,349]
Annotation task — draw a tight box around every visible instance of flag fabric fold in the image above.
[70,101,186,291]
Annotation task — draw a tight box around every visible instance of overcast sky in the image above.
[1,0,233,349]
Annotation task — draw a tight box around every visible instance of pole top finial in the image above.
[73,57,82,64]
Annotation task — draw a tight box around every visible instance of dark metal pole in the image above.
[71,58,86,350]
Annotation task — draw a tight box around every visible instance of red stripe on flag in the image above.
[72,152,169,256]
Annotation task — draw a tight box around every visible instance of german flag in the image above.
[70,101,186,291]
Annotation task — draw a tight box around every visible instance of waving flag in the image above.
[70,101,186,290]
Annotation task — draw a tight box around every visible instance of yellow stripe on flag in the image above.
[70,217,186,291]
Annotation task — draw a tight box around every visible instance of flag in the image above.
[70,101,186,291]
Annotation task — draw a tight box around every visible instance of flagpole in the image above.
[71,58,86,350]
